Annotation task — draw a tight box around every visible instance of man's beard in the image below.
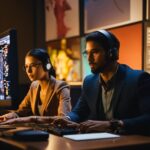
[91,61,111,74]
[91,65,105,74]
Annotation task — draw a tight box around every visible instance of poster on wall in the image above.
[45,0,79,41]
[84,0,143,33]
[46,37,82,84]
[144,23,150,73]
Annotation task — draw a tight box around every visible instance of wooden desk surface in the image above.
[46,134,150,150]
[0,134,150,150]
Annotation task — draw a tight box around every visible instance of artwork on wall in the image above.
[144,22,150,73]
[45,0,79,41]
[84,0,143,33]
[46,37,82,83]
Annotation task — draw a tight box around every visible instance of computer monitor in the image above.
[0,29,18,109]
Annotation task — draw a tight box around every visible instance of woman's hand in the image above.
[0,116,35,125]
[0,112,18,123]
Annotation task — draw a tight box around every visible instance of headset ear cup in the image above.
[107,49,113,59]
[46,63,51,71]
[109,49,113,58]
[108,48,118,60]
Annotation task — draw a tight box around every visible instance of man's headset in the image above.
[98,30,118,60]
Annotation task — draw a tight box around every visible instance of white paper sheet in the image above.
[63,132,120,141]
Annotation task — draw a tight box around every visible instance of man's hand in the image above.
[52,116,80,129]
[79,120,111,133]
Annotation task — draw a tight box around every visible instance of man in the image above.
[53,30,150,135]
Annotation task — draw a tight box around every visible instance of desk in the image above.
[0,134,150,150]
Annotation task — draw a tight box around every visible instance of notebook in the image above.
[63,132,120,141]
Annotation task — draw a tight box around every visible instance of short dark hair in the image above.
[85,30,120,60]
[26,48,56,77]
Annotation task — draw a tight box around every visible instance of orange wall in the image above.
[109,23,142,70]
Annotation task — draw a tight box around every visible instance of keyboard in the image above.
[0,123,79,136]
[35,124,79,136]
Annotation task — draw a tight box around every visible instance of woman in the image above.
[0,48,71,123]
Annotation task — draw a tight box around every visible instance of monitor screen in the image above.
[0,29,18,108]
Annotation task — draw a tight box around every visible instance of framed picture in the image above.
[46,37,82,83]
[45,0,79,41]
[144,22,150,73]
[84,0,143,33]
[146,0,150,20]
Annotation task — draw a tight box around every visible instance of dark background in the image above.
[0,0,47,108]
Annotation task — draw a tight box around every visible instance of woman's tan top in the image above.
[16,76,71,116]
